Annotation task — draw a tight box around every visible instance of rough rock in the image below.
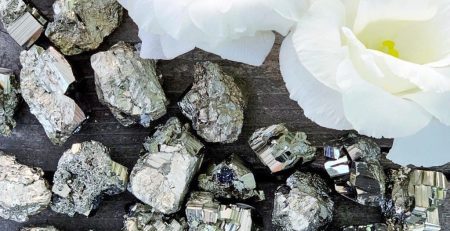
[123,203,187,231]
[179,61,245,143]
[19,45,86,145]
[0,152,51,222]
[341,223,387,231]
[51,141,128,216]
[91,42,167,127]
[128,117,204,214]
[20,227,60,231]
[45,0,123,55]
[0,68,19,136]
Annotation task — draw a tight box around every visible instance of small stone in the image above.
[20,226,60,231]
[19,45,86,145]
[91,42,168,127]
[0,0,46,48]
[51,141,128,217]
[0,68,19,136]
[185,191,254,231]
[45,0,123,55]
[324,156,350,177]
[128,117,204,214]
[0,152,51,222]
[123,203,187,231]
[249,124,316,173]
[272,171,333,231]
[179,61,245,143]
[198,154,264,200]
[341,223,388,231]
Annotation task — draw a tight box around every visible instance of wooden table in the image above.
[0,1,449,230]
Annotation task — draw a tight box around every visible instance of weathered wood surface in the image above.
[0,1,449,230]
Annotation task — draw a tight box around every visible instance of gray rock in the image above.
[0,152,51,222]
[20,226,60,231]
[51,141,128,217]
[272,171,333,231]
[45,0,123,55]
[0,68,19,136]
[341,224,387,231]
[91,42,167,127]
[179,61,245,143]
[249,124,316,173]
[19,45,86,145]
[123,203,187,231]
[128,117,204,214]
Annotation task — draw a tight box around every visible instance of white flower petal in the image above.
[264,0,311,24]
[159,34,196,59]
[152,0,195,39]
[404,92,450,126]
[336,59,432,138]
[280,34,353,130]
[138,32,167,59]
[389,120,450,167]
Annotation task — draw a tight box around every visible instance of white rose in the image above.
[280,0,450,166]
[119,0,309,65]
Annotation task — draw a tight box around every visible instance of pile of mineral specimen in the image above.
[0,0,46,47]
[185,191,254,231]
[20,227,60,231]
[123,203,187,231]
[19,45,86,145]
[384,168,448,230]
[128,117,204,214]
[198,154,264,200]
[91,42,168,127]
[249,124,316,173]
[0,152,51,222]
[45,0,123,55]
[179,61,245,143]
[272,171,333,231]
[51,141,128,216]
[341,224,388,231]
[0,68,19,136]
[323,134,386,207]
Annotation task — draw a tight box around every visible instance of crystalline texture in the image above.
[198,154,264,200]
[0,0,46,48]
[51,141,128,217]
[341,224,388,231]
[272,171,333,231]
[0,152,51,222]
[45,0,123,55]
[123,203,187,231]
[179,61,245,143]
[185,191,254,231]
[19,45,86,145]
[128,117,204,214]
[0,68,19,136]
[248,124,316,173]
[91,42,168,127]
[20,227,60,231]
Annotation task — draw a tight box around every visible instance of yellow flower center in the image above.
[379,40,399,58]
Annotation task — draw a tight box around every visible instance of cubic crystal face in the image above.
[45,0,123,55]
[324,134,386,207]
[249,124,316,173]
[128,117,204,214]
[198,154,264,200]
[272,171,333,231]
[19,45,86,145]
[0,152,51,222]
[0,68,19,136]
[179,61,245,143]
[185,191,254,231]
[123,203,187,231]
[51,141,128,217]
[0,0,46,48]
[20,227,60,231]
[91,42,168,127]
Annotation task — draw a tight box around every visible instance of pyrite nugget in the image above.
[179,61,245,143]
[19,45,86,145]
[0,0,46,48]
[91,42,168,127]
[51,141,128,217]
[341,224,388,231]
[249,124,316,173]
[198,154,264,200]
[0,68,19,136]
[185,191,254,231]
[45,0,123,55]
[128,117,204,214]
[0,152,51,222]
[272,171,334,231]
[20,227,60,231]
[123,203,187,231]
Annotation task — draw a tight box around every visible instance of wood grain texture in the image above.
[0,1,449,230]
